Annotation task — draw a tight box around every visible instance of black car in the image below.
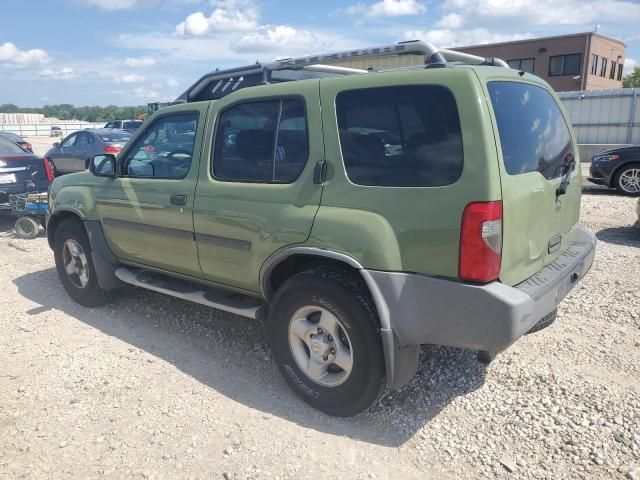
[46,129,131,175]
[0,131,33,153]
[0,137,52,208]
[589,145,640,196]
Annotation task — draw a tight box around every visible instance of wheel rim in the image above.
[619,168,640,193]
[15,218,36,237]
[288,306,354,387]
[62,239,89,288]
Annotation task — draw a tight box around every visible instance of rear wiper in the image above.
[556,153,576,198]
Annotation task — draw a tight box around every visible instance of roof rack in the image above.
[175,40,509,103]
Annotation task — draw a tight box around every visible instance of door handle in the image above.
[170,194,187,206]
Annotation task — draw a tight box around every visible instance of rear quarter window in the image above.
[336,85,463,187]
[488,81,574,180]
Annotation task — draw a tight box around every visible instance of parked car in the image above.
[0,136,53,208]
[50,126,63,137]
[588,145,640,196]
[104,119,143,134]
[46,41,596,417]
[45,129,131,175]
[0,131,33,153]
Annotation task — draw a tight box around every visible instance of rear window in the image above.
[488,81,573,180]
[336,85,463,187]
[0,137,27,155]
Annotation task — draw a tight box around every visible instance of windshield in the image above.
[488,81,573,180]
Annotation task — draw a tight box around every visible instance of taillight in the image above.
[43,156,55,183]
[103,144,122,154]
[459,201,503,283]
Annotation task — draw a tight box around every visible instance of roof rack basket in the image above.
[175,39,509,103]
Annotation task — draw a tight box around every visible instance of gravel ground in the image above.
[0,190,638,480]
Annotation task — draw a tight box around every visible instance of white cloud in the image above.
[235,25,322,53]
[442,0,640,25]
[133,86,163,99]
[167,78,179,88]
[0,42,49,66]
[347,0,425,17]
[77,0,145,10]
[404,28,532,48]
[176,0,259,36]
[123,57,156,67]
[623,58,637,75]
[38,67,79,80]
[436,13,463,29]
[116,73,145,83]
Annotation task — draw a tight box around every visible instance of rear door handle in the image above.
[170,194,187,206]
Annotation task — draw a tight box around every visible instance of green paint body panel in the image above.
[48,65,581,296]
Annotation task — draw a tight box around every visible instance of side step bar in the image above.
[114,267,266,320]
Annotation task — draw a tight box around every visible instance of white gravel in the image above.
[0,190,638,480]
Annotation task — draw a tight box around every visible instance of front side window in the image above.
[61,134,77,148]
[336,85,463,187]
[213,98,309,183]
[122,112,199,179]
[488,81,573,180]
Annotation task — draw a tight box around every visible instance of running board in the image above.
[114,267,265,320]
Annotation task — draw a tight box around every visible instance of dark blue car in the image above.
[588,145,640,196]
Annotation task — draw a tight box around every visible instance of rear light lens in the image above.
[103,144,122,154]
[43,156,55,183]
[459,201,503,283]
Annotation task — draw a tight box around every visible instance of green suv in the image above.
[47,41,596,417]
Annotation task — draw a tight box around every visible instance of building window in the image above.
[600,58,608,77]
[507,58,535,73]
[617,63,624,81]
[590,54,598,75]
[610,61,617,79]
[548,54,582,76]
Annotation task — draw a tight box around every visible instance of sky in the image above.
[1,0,639,107]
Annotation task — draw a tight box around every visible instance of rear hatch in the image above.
[486,79,581,286]
[0,153,50,202]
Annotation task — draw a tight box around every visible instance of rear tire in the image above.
[53,218,109,307]
[613,163,640,196]
[268,267,386,416]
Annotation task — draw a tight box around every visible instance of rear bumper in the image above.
[368,226,596,353]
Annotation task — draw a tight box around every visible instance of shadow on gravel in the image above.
[14,267,487,447]
[596,225,640,247]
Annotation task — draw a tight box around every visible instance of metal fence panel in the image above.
[558,88,639,145]
[0,123,104,137]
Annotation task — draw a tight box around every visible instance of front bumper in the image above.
[368,226,596,354]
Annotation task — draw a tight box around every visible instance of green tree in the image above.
[622,66,640,88]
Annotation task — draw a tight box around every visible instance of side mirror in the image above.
[90,154,116,177]
[53,142,60,148]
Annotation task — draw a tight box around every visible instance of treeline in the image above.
[0,104,147,122]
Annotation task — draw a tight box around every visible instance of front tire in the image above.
[268,267,386,416]
[53,218,109,307]
[613,163,640,196]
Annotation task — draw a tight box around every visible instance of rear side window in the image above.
[336,85,463,187]
[213,98,309,183]
[488,82,573,180]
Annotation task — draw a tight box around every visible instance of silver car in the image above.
[46,129,131,175]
